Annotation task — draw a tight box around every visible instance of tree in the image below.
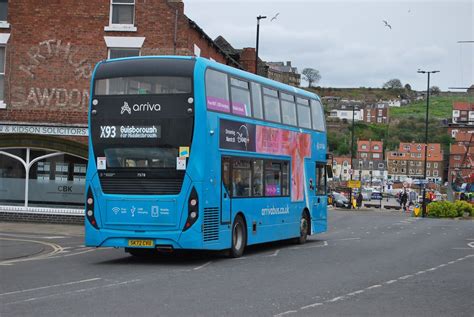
[302,68,321,87]
[404,83,412,91]
[430,86,441,95]
[383,79,403,89]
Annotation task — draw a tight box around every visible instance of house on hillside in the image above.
[452,102,474,125]
[363,103,389,124]
[353,140,387,182]
[329,104,364,122]
[387,142,444,182]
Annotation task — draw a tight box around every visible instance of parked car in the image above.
[332,192,350,208]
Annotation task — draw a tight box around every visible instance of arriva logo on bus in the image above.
[120,101,161,115]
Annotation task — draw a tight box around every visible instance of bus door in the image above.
[312,162,327,231]
[221,157,231,223]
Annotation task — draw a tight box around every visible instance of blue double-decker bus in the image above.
[85,56,328,257]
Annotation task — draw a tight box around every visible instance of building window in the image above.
[0,0,7,23]
[373,153,380,159]
[361,145,367,150]
[433,170,438,176]
[0,46,4,105]
[111,0,135,25]
[378,163,384,169]
[434,163,438,168]
[361,152,368,158]
[427,162,430,168]
[373,145,380,150]
[427,170,430,176]
[0,148,87,208]
[454,155,461,161]
[108,47,140,59]
[378,109,383,116]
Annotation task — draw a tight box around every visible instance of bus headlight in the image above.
[183,187,198,231]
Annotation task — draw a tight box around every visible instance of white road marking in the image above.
[333,238,361,241]
[301,303,323,309]
[290,241,328,250]
[274,310,297,316]
[0,237,63,265]
[0,278,101,296]
[327,296,345,302]
[193,261,212,271]
[274,253,474,316]
[266,249,280,257]
[347,290,365,296]
[468,242,474,248]
[5,279,141,305]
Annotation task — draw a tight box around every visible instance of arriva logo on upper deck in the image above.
[120,101,161,115]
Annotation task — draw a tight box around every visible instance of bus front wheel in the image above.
[230,215,247,258]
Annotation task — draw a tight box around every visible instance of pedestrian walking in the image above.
[356,192,363,209]
[400,190,408,212]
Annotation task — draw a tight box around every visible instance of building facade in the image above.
[387,142,444,182]
[331,156,351,181]
[452,102,474,125]
[0,0,240,212]
[363,104,389,124]
[354,140,386,182]
[329,104,363,122]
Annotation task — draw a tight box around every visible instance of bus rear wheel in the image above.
[296,212,310,244]
[229,215,247,258]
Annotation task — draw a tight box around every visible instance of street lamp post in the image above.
[255,15,267,75]
[417,69,440,217]
[349,104,356,209]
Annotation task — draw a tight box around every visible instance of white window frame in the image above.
[0,33,9,109]
[105,0,137,32]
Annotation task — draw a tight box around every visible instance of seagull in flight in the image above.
[382,20,392,29]
[271,13,279,21]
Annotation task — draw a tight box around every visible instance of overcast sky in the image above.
[185,0,473,91]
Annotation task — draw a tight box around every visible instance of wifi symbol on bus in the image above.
[112,207,120,214]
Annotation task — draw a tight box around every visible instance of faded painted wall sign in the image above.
[19,39,93,80]
[12,87,90,108]
[13,39,94,108]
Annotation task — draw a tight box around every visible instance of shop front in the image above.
[0,124,88,217]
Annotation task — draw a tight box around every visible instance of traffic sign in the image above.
[348,180,361,188]
[371,192,383,200]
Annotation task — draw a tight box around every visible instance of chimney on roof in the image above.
[240,48,257,74]
[286,61,291,67]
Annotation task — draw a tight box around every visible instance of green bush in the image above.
[453,201,474,217]
[427,201,473,218]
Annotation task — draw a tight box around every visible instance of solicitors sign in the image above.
[0,124,88,137]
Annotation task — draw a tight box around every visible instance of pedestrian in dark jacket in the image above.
[401,191,408,211]
[356,192,363,209]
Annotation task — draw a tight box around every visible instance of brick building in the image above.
[447,101,474,183]
[363,103,389,124]
[0,0,242,213]
[354,140,386,182]
[387,142,444,182]
[452,102,474,125]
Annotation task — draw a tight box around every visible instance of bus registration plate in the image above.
[128,239,154,247]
